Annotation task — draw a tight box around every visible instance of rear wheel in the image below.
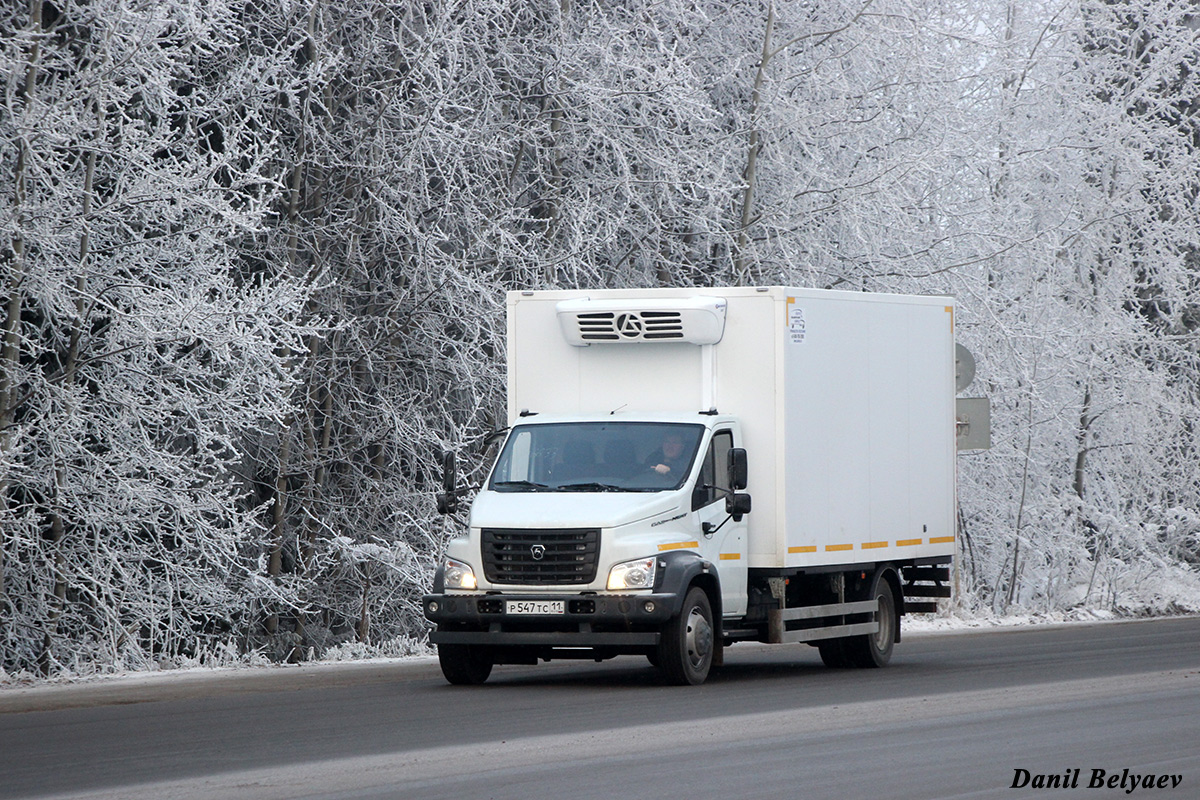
[844,576,896,668]
[817,638,850,668]
[657,587,714,685]
[437,643,493,685]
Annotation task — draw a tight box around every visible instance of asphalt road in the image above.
[2,617,1199,800]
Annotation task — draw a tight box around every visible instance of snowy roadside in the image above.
[905,605,1135,634]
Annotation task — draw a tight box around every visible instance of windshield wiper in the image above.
[493,480,552,491]
[555,482,624,493]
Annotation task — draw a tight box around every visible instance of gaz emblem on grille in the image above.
[530,544,546,561]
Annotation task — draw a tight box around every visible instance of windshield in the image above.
[489,422,705,493]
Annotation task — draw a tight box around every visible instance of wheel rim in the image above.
[684,605,713,669]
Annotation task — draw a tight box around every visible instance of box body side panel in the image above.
[778,294,955,567]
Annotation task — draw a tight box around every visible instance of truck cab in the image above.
[425,413,751,685]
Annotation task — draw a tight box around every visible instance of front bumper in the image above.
[423,592,677,647]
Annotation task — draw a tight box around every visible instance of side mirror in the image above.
[725,492,752,522]
[435,450,458,515]
[728,448,748,491]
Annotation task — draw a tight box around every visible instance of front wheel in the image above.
[437,643,493,685]
[657,586,715,685]
[844,577,897,668]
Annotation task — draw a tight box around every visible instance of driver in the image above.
[647,430,688,476]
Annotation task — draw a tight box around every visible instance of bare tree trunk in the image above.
[41,471,68,676]
[733,2,775,283]
[1073,384,1092,503]
[357,571,370,644]
[992,2,1019,200]
[265,30,312,632]
[265,159,303,631]
[1005,390,1037,612]
[1,0,44,603]
[542,80,566,286]
[301,385,333,571]
[1072,381,1109,562]
[41,133,98,674]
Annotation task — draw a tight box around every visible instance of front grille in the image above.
[482,528,601,585]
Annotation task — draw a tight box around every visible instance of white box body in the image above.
[506,286,957,570]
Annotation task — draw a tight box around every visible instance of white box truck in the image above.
[424,286,957,685]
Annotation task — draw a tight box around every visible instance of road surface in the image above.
[2,616,1198,799]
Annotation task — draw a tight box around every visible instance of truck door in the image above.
[692,428,748,617]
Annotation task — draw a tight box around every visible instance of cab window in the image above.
[692,430,733,510]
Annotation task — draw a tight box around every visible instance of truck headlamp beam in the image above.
[443,558,477,590]
[607,556,657,591]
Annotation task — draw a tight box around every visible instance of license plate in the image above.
[505,600,565,615]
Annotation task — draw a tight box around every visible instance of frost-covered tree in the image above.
[0,0,316,675]
[948,0,1200,613]
[4,0,1200,679]
[233,0,752,654]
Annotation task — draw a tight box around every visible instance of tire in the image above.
[437,643,493,685]
[844,576,896,668]
[817,638,851,668]
[657,586,715,685]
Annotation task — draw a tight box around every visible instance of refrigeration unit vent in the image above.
[556,296,727,346]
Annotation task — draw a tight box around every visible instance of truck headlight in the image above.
[443,558,477,590]
[607,557,657,591]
